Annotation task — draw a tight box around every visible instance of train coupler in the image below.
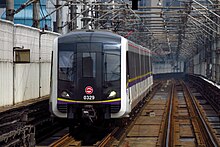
[82,105,97,123]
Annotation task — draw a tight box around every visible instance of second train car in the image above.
[50,30,153,122]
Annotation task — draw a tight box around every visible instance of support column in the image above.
[216,35,220,83]
[215,0,220,83]
[211,40,216,81]
[206,39,212,78]
[56,0,62,33]
[6,0,14,21]
[33,0,40,28]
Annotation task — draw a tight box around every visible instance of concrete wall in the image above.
[186,50,207,77]
[14,25,40,103]
[0,19,14,106]
[0,19,59,107]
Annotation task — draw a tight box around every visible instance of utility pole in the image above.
[94,4,99,29]
[33,0,40,28]
[56,0,62,33]
[69,0,77,31]
[6,0,14,21]
[82,0,89,29]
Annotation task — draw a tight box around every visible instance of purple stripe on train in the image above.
[128,74,151,88]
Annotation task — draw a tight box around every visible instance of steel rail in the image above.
[165,82,174,147]
[49,133,70,147]
[192,77,220,116]
[182,81,219,147]
[49,133,69,147]
[49,133,79,147]
[96,127,119,147]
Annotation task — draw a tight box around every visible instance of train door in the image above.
[75,43,103,102]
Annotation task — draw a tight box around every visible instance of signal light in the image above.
[132,0,138,10]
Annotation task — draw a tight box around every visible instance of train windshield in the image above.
[58,42,121,100]
[58,51,75,81]
[103,44,121,93]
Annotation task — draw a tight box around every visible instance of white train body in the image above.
[50,30,153,120]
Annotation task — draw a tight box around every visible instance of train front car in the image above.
[50,31,129,122]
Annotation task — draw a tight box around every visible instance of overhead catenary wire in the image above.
[13,0,37,15]
[8,0,220,62]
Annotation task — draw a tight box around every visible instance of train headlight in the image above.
[108,91,117,99]
[61,91,70,98]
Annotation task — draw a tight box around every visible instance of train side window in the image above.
[128,52,134,79]
[145,55,147,73]
[13,47,30,63]
[132,53,135,78]
[149,56,152,72]
[141,55,144,75]
[145,56,149,73]
[126,52,129,79]
[143,55,146,74]
[135,53,139,77]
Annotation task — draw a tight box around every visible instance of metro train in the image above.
[50,30,153,122]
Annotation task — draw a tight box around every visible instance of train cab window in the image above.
[59,51,75,81]
[103,43,121,97]
[103,44,121,82]
[104,51,120,81]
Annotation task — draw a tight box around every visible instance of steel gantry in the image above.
[5,0,220,81]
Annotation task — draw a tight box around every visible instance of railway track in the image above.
[42,81,162,146]
[48,128,119,147]
[114,80,171,146]
[162,80,220,146]
[39,79,220,146]
[182,81,219,146]
[187,82,220,145]
[162,81,218,146]
[49,133,81,147]
[114,80,220,146]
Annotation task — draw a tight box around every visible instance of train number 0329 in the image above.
[83,95,95,100]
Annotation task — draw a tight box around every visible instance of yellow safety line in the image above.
[58,98,121,103]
